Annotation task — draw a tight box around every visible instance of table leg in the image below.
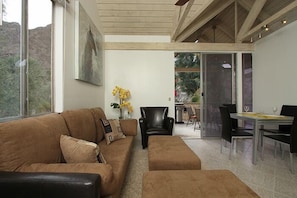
[252,121,259,165]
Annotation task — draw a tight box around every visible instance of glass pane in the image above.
[242,53,252,111]
[175,53,201,124]
[202,53,233,137]
[242,53,253,128]
[0,0,22,119]
[28,0,52,115]
[174,53,200,103]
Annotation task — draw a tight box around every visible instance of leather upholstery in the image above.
[139,107,174,149]
[0,171,100,198]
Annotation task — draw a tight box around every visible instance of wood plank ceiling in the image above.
[96,0,297,43]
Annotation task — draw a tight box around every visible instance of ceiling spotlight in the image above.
[258,33,262,39]
[282,19,287,24]
[263,25,269,31]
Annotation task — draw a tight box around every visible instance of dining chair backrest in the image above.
[223,104,238,129]
[290,116,297,153]
[279,105,297,132]
[219,106,232,143]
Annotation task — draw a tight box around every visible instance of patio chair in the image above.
[194,108,201,130]
[186,106,197,126]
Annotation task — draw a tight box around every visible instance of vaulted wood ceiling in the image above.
[96,0,297,43]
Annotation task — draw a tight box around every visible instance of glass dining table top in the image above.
[231,112,294,122]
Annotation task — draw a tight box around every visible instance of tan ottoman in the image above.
[148,136,201,170]
[142,170,259,198]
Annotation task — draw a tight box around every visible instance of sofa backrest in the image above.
[90,107,107,143]
[0,113,69,171]
[61,109,97,143]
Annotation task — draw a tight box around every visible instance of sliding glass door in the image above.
[201,53,235,137]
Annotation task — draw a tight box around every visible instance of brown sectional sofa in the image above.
[0,107,137,198]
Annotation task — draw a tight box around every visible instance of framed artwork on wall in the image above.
[75,1,103,86]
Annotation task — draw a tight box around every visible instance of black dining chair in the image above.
[261,115,297,174]
[219,106,253,160]
[223,104,253,131]
[261,105,297,135]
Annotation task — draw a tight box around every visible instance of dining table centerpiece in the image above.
[110,86,133,119]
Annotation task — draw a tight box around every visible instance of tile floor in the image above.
[174,123,297,198]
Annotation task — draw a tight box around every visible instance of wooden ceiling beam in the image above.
[171,0,194,41]
[104,42,254,51]
[237,0,270,21]
[174,0,215,40]
[241,0,297,41]
[175,0,234,42]
[236,0,267,42]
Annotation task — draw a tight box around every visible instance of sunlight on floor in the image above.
[173,122,201,138]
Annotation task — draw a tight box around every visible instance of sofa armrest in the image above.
[0,171,100,198]
[120,119,138,136]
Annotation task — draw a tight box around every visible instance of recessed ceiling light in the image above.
[222,63,231,69]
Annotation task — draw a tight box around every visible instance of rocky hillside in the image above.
[0,21,51,69]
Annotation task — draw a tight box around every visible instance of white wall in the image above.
[57,0,105,111]
[253,21,297,114]
[104,36,175,120]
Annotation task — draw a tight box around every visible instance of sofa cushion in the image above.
[100,119,126,144]
[98,136,134,198]
[0,113,69,171]
[60,135,106,164]
[61,109,97,142]
[90,107,107,143]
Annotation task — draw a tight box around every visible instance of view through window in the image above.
[0,0,52,120]
[175,52,200,104]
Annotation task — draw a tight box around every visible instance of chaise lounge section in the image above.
[144,135,259,198]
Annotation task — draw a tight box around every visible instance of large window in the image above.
[0,0,53,121]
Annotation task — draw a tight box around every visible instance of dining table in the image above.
[230,112,294,165]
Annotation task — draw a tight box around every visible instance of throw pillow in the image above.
[100,119,126,144]
[60,135,106,164]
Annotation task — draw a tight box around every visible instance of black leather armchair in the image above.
[139,107,174,149]
[0,171,100,198]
